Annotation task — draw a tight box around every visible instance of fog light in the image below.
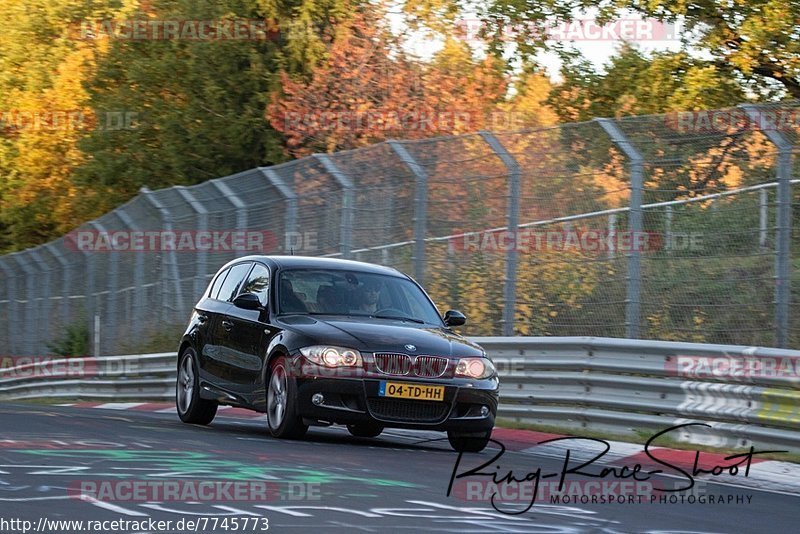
[480,406,490,417]
[312,393,324,406]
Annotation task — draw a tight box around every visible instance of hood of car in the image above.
[278,315,484,357]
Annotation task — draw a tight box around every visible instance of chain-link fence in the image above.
[1,102,799,356]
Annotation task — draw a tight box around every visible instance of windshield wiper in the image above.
[370,314,426,324]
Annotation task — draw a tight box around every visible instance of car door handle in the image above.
[197,313,208,323]
[222,319,234,331]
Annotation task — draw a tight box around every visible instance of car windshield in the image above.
[277,268,443,325]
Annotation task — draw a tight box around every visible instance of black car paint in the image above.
[179,255,498,432]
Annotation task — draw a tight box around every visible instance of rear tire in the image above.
[176,348,218,425]
[447,429,491,452]
[266,356,308,439]
[347,423,383,438]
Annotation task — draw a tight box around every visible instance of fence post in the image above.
[608,213,617,259]
[0,258,17,355]
[387,141,428,283]
[28,248,51,354]
[665,205,673,256]
[88,220,116,356]
[759,188,768,251]
[741,105,793,347]
[596,118,645,338]
[140,187,184,321]
[115,207,145,342]
[314,155,354,259]
[175,187,209,300]
[260,168,298,253]
[10,253,37,355]
[44,244,71,337]
[480,132,521,337]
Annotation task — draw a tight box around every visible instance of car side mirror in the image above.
[233,293,263,310]
[443,310,466,327]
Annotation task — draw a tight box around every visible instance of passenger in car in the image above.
[315,285,338,313]
[280,279,307,313]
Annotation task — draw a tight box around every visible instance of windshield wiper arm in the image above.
[370,314,425,324]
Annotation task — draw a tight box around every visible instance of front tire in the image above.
[447,429,491,452]
[266,356,308,439]
[176,348,217,425]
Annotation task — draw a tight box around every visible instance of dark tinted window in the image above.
[208,268,230,300]
[278,269,442,325]
[240,263,270,307]
[217,263,252,302]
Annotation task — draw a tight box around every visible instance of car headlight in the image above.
[454,357,495,379]
[300,346,362,368]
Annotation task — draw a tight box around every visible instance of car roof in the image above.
[218,255,407,278]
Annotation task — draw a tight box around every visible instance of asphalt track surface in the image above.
[0,403,797,533]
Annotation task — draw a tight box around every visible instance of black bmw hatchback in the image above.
[176,256,498,452]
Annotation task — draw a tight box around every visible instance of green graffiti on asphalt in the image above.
[19,449,417,488]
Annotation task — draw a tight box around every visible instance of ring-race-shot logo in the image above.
[452,479,749,506]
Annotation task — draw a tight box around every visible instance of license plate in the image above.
[379,381,444,401]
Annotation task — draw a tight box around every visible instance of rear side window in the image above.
[208,268,230,300]
[217,263,252,302]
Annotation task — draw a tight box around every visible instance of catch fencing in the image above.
[0,102,799,356]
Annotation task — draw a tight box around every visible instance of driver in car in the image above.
[354,280,381,313]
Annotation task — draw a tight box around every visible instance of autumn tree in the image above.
[267,7,512,157]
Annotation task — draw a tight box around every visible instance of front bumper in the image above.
[295,375,498,432]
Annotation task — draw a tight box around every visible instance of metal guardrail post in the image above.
[480,132,521,337]
[140,187,184,320]
[387,141,428,282]
[260,168,298,252]
[0,258,17,355]
[115,207,145,341]
[175,187,209,299]
[314,154,354,259]
[596,119,645,339]
[741,104,794,348]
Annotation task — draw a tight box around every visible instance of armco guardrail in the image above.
[1,337,799,451]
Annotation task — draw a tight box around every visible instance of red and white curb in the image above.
[56,402,265,419]
[57,402,800,495]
